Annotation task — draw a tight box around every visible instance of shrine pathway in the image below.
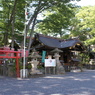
[0,70,95,95]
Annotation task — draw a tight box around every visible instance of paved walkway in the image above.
[0,70,95,95]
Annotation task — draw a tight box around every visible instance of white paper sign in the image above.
[45,59,56,67]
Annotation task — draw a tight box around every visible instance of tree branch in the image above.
[9,0,18,24]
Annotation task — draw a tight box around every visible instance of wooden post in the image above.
[53,67,55,74]
[16,53,20,78]
[45,67,46,75]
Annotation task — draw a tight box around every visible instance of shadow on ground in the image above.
[0,70,95,95]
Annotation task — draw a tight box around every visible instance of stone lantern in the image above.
[28,49,42,75]
[51,48,63,54]
[51,48,65,74]
[29,49,41,60]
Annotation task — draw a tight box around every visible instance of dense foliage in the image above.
[2,0,95,51]
[0,0,25,46]
[75,6,95,45]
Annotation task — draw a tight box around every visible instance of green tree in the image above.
[71,6,95,45]
[0,0,25,46]
[0,0,80,51]
[35,2,78,38]
[25,0,81,52]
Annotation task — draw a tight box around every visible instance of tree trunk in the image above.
[27,15,37,51]
[11,18,15,48]
[4,32,8,45]
[11,0,18,48]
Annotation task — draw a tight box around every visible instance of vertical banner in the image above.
[42,51,46,63]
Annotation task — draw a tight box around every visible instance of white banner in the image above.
[45,59,56,67]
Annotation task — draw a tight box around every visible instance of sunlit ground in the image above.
[0,70,95,95]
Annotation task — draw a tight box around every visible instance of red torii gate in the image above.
[0,49,21,78]
[0,46,29,78]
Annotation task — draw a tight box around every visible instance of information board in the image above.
[45,59,56,67]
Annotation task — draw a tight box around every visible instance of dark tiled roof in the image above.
[60,40,80,48]
[36,33,81,49]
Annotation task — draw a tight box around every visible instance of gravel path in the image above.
[0,70,95,95]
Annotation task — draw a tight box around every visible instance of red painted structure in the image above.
[0,50,21,78]
[0,47,21,78]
